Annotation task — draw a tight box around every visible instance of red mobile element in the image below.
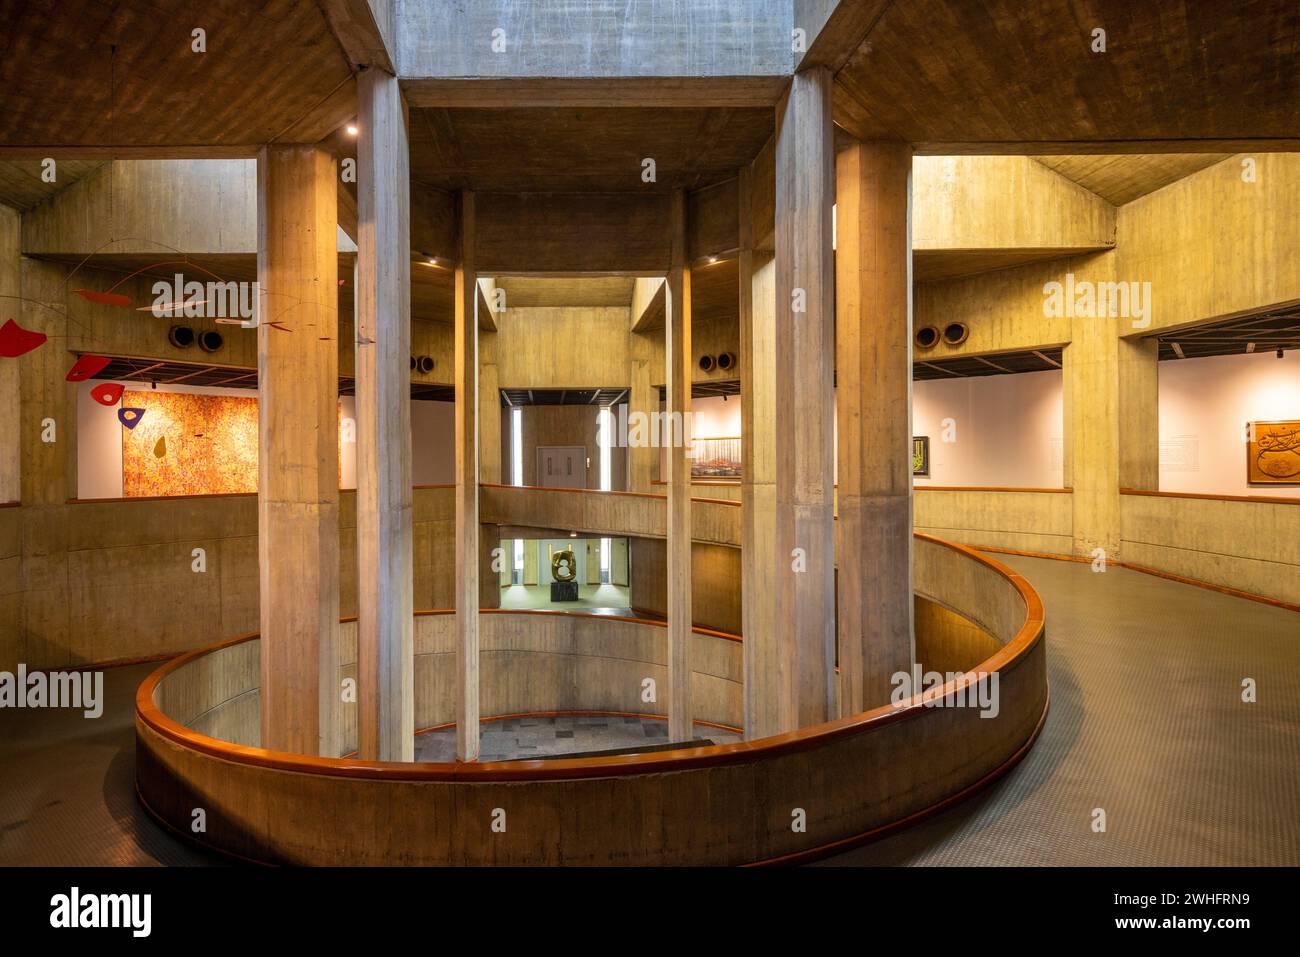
[66,354,111,381]
[0,318,47,357]
[90,382,125,406]
[75,289,133,308]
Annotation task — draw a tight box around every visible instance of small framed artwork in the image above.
[912,436,930,477]
[691,436,741,479]
[1247,420,1300,484]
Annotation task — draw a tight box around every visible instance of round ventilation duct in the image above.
[942,322,969,347]
[914,326,939,350]
[198,330,223,353]
[168,325,195,349]
[698,354,716,373]
[716,351,736,371]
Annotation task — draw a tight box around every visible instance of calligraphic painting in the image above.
[1247,420,1300,485]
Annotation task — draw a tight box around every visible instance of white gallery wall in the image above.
[658,376,1065,488]
[912,369,1065,488]
[78,385,454,499]
[1158,351,1300,499]
[657,393,742,479]
[339,396,454,488]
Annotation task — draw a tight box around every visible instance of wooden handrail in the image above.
[1120,487,1299,506]
[135,533,1042,782]
[916,485,1073,493]
[481,481,743,508]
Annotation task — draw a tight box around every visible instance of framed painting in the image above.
[1247,420,1300,485]
[912,436,930,477]
[691,436,741,479]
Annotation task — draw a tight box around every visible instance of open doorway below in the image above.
[498,536,632,615]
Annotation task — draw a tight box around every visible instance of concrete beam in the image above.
[796,0,891,72]
[398,1,792,83]
[320,0,397,73]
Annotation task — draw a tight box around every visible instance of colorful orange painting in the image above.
[122,390,259,496]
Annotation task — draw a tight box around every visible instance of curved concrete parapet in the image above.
[135,534,1047,865]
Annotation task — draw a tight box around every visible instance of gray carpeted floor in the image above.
[0,555,1295,866]
[818,555,1300,866]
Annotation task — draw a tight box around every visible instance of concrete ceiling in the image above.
[834,0,1300,151]
[1033,154,1232,206]
[0,0,355,151]
[408,107,774,192]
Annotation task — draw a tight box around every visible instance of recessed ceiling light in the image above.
[345,124,358,136]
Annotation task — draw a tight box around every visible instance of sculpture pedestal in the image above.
[550,581,579,602]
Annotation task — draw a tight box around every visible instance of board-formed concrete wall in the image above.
[397,0,794,80]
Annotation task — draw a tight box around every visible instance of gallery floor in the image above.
[1,557,1296,867]
[498,583,633,616]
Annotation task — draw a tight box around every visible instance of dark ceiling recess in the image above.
[1153,307,1300,361]
[500,387,630,407]
[654,379,742,401]
[87,355,453,400]
[912,347,1064,380]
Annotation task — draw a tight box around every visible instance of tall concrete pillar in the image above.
[16,258,73,669]
[773,67,837,728]
[665,189,694,741]
[834,140,916,713]
[0,206,20,507]
[256,145,340,758]
[478,327,502,485]
[1064,251,1159,560]
[628,332,659,492]
[454,190,480,761]
[355,68,414,762]
[739,167,782,740]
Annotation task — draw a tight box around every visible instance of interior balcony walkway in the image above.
[0,556,1296,867]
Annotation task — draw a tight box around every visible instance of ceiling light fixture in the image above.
[346,124,358,136]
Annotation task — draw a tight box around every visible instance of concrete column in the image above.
[1064,250,1158,561]
[256,145,340,758]
[665,188,693,741]
[0,206,20,506]
[355,68,414,762]
[628,333,659,491]
[478,328,502,485]
[739,167,781,740]
[454,190,480,761]
[479,523,500,608]
[774,68,837,728]
[834,140,916,713]
[1066,321,1160,559]
[16,258,73,669]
